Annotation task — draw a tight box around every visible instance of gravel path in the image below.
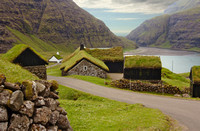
[48,76,200,131]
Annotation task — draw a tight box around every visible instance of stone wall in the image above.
[23,65,47,80]
[111,79,190,95]
[0,74,73,131]
[62,59,107,78]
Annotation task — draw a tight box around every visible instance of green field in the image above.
[58,85,176,130]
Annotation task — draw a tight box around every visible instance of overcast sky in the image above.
[73,0,177,36]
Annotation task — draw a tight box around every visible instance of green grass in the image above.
[0,59,39,83]
[125,56,161,69]
[162,68,190,90]
[179,72,190,78]
[85,46,124,62]
[60,50,109,71]
[67,75,112,88]
[47,64,62,76]
[58,85,174,130]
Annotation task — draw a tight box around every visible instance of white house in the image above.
[49,52,63,63]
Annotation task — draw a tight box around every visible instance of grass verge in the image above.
[58,85,174,130]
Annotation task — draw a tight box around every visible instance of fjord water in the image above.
[125,47,200,73]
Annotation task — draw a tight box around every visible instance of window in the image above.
[83,66,88,71]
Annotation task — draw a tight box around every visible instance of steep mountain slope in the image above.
[0,0,136,53]
[164,0,200,14]
[127,7,200,52]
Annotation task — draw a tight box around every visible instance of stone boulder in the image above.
[8,90,24,111]
[19,101,34,117]
[0,106,8,122]
[8,114,30,131]
[34,96,46,107]
[34,107,52,125]
[0,122,8,131]
[49,110,60,125]
[57,114,72,130]
[0,89,12,105]
[30,124,46,131]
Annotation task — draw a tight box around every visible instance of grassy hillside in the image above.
[58,85,175,130]
[0,59,38,83]
[127,6,200,52]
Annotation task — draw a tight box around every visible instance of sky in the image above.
[73,0,177,36]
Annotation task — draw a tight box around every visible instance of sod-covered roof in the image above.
[124,55,162,69]
[2,44,48,63]
[60,50,109,72]
[85,46,124,62]
[191,66,200,84]
[62,47,80,63]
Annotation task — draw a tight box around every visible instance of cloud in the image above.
[115,18,139,20]
[73,0,177,14]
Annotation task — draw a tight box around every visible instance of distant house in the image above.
[60,50,109,78]
[190,66,200,97]
[124,56,162,80]
[2,44,48,79]
[85,47,124,73]
[49,52,63,63]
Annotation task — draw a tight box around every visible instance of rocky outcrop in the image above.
[127,7,200,52]
[0,74,73,131]
[0,0,136,53]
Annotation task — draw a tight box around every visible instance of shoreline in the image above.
[124,47,200,56]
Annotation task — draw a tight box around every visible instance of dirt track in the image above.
[48,75,200,131]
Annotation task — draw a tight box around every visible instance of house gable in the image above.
[62,59,107,78]
[13,48,48,66]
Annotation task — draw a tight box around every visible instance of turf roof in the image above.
[62,47,80,63]
[60,50,109,72]
[124,55,162,69]
[85,46,124,62]
[2,44,48,63]
[191,66,200,84]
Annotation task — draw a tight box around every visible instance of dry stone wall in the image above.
[0,74,73,131]
[111,79,190,95]
[23,65,47,80]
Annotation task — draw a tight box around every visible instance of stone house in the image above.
[190,66,200,97]
[2,44,48,79]
[60,50,109,78]
[85,47,124,73]
[49,52,63,63]
[124,56,162,80]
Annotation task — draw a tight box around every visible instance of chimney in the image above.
[80,44,85,50]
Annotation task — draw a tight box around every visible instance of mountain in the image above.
[127,7,200,52]
[0,0,137,53]
[164,0,200,14]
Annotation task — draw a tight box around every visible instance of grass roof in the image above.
[62,47,80,63]
[85,46,124,62]
[1,44,48,63]
[124,55,162,69]
[60,50,109,72]
[191,66,200,84]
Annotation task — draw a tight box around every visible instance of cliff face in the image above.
[164,0,200,14]
[127,7,200,51]
[0,0,136,53]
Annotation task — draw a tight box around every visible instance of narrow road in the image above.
[48,76,200,131]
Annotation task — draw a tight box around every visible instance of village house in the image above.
[190,66,200,97]
[85,46,124,73]
[49,52,63,63]
[60,49,109,78]
[124,56,162,80]
[1,44,48,79]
